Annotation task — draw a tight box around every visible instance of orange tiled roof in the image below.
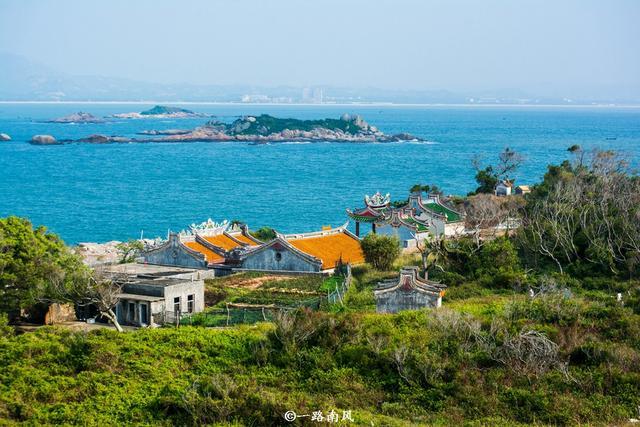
[202,234,243,251]
[183,241,225,264]
[288,231,365,270]
[229,233,259,246]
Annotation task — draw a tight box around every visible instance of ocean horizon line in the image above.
[1,100,639,109]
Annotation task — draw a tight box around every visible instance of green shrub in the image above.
[360,234,400,271]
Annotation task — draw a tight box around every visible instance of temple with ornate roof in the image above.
[143,220,263,270]
[374,266,447,313]
[143,219,364,273]
[346,191,465,249]
[234,222,364,273]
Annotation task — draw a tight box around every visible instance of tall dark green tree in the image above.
[0,216,87,316]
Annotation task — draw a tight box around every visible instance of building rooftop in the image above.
[203,234,245,251]
[183,241,225,264]
[104,263,201,277]
[116,293,165,302]
[285,227,364,270]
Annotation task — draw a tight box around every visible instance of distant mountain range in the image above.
[0,53,637,105]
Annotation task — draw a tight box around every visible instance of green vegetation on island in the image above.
[227,114,374,136]
[139,105,196,116]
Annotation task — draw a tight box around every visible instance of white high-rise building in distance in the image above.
[301,87,323,104]
[312,88,323,104]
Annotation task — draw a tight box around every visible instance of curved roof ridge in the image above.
[195,233,229,257]
[282,222,350,240]
[420,194,464,222]
[144,233,206,263]
[223,230,254,247]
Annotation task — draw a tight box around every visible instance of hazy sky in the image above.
[1,0,639,97]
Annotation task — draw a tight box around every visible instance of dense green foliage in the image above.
[1,287,638,425]
[473,165,499,194]
[231,114,366,136]
[0,216,86,318]
[360,234,400,270]
[140,105,194,115]
[249,226,276,242]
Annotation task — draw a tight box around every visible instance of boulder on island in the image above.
[0,133,11,141]
[30,135,60,145]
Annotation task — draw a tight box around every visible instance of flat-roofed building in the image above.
[104,263,207,326]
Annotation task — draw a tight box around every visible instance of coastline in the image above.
[1,100,640,109]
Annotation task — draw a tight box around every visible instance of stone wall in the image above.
[44,303,77,325]
[375,288,441,314]
[144,234,207,269]
[242,245,320,272]
[164,279,205,314]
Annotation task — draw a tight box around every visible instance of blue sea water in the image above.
[0,103,638,244]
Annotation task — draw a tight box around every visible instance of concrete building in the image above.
[105,263,209,326]
[514,185,531,195]
[374,266,446,314]
[495,180,513,197]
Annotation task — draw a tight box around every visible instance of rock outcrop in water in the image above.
[109,105,208,119]
[137,129,191,136]
[158,114,418,143]
[30,135,60,145]
[46,112,104,123]
[76,134,130,144]
[69,114,418,145]
[0,133,11,141]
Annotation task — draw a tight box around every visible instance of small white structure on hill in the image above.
[494,180,513,197]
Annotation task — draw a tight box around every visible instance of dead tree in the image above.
[45,267,124,332]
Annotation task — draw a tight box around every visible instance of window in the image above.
[173,296,181,315]
[187,294,195,313]
[275,252,282,262]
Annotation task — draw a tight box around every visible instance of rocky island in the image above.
[46,112,104,123]
[109,105,209,119]
[40,114,419,145]
[30,135,62,145]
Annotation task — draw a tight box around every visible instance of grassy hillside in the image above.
[1,264,639,425]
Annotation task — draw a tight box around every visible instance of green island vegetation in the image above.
[0,146,639,425]
[230,114,369,136]
[140,105,196,115]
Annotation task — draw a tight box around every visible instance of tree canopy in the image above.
[360,234,400,270]
[0,216,87,316]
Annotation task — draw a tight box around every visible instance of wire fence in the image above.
[162,264,352,328]
[327,264,352,306]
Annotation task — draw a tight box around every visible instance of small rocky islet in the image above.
[29,112,420,145]
[108,105,209,119]
[46,112,105,124]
